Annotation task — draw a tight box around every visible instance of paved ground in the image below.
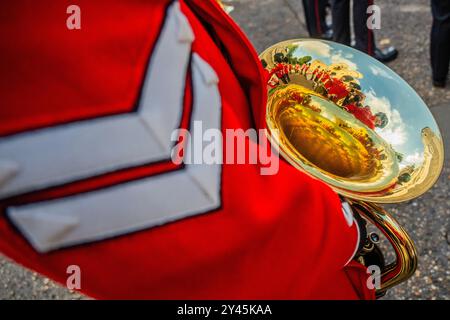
[1,0,449,300]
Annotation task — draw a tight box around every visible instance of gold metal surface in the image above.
[349,200,418,294]
[260,39,444,203]
[267,84,399,193]
[259,39,444,294]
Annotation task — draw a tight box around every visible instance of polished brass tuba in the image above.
[260,39,444,296]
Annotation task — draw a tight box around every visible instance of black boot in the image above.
[374,46,398,63]
[433,79,446,88]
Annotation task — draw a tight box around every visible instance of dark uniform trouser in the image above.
[431,0,450,82]
[302,0,328,38]
[331,0,375,55]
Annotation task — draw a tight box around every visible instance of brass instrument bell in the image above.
[260,39,444,295]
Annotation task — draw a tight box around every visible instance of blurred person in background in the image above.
[430,0,450,88]
[331,0,398,62]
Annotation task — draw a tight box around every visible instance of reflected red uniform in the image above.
[345,104,377,129]
[0,0,374,299]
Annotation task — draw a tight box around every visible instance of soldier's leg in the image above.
[319,0,331,34]
[353,0,376,56]
[430,0,450,84]
[331,0,351,45]
[303,0,323,37]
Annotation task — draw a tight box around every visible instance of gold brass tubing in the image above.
[348,200,418,295]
